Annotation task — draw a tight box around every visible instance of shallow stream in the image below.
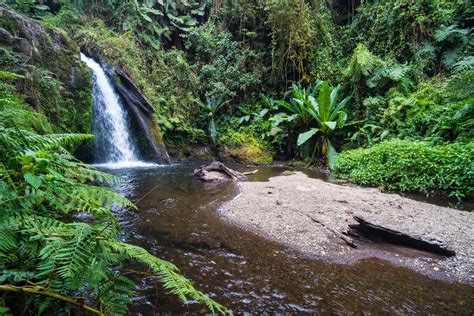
[103,162,474,314]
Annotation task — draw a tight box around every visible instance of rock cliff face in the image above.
[0,5,92,133]
[104,64,170,163]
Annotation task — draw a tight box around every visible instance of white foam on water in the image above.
[92,161,163,169]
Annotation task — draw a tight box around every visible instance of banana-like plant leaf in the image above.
[337,111,347,127]
[329,84,340,110]
[327,142,338,170]
[325,121,337,130]
[297,128,319,146]
[329,97,351,120]
[318,81,331,120]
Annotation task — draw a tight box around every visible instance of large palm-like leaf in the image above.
[297,82,349,146]
[296,82,350,168]
[276,83,322,127]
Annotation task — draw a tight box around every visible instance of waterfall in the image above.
[81,53,153,168]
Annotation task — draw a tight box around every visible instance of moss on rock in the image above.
[218,128,273,165]
[0,6,92,133]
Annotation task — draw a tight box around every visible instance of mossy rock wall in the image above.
[0,6,92,133]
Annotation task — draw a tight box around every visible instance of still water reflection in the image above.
[101,162,474,314]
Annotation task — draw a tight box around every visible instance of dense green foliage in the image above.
[334,140,473,200]
[0,0,472,313]
[1,0,471,184]
[0,78,227,314]
[0,6,92,134]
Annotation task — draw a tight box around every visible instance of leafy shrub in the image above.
[218,126,273,165]
[348,68,473,148]
[347,0,458,63]
[382,71,473,143]
[236,99,287,155]
[334,139,473,200]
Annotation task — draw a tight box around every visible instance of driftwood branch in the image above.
[306,215,358,248]
[194,161,247,182]
[242,169,258,175]
[0,285,104,315]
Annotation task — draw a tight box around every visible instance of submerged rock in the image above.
[194,161,247,182]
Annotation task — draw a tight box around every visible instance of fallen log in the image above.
[194,161,247,182]
[350,216,455,257]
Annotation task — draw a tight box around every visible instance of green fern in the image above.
[345,44,377,81]
[0,78,230,314]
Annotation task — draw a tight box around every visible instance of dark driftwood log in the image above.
[350,216,455,256]
[194,161,247,182]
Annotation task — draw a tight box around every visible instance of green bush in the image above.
[334,139,473,199]
[382,74,473,143]
[346,0,458,63]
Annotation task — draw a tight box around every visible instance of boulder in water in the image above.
[194,161,247,182]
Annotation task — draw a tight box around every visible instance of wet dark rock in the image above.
[194,161,247,182]
[107,65,170,163]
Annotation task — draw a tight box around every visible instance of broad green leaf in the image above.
[297,128,319,146]
[34,5,50,11]
[330,84,340,110]
[330,96,350,120]
[24,173,42,189]
[337,112,347,127]
[35,158,49,170]
[276,100,296,114]
[269,127,282,136]
[325,121,337,130]
[259,109,269,117]
[318,81,331,120]
[327,142,338,170]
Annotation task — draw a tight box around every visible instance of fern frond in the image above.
[434,24,468,42]
[109,241,231,315]
[451,56,474,74]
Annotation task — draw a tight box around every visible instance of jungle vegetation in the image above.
[0,0,473,314]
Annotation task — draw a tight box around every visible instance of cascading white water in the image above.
[81,53,155,168]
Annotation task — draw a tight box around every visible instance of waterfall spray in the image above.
[81,53,154,168]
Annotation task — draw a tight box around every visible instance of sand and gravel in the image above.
[219,172,474,284]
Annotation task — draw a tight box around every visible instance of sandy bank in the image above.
[219,172,474,284]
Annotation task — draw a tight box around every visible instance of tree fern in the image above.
[345,44,377,82]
